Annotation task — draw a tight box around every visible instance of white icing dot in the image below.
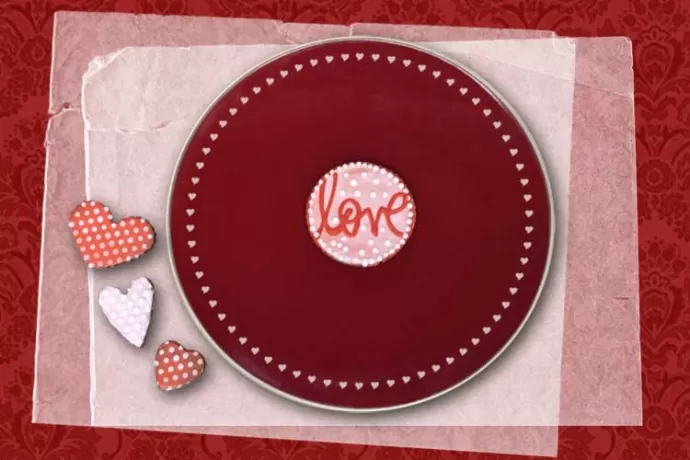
[197,359,204,365]
[168,347,175,353]
[177,363,184,370]
[350,180,357,187]
[173,355,180,362]
[167,366,174,372]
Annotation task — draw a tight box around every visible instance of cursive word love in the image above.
[316,172,410,238]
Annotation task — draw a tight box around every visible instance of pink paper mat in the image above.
[84,40,573,427]
[35,11,640,458]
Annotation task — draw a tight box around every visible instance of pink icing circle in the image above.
[306,162,416,267]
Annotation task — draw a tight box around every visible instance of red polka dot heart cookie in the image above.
[68,201,155,268]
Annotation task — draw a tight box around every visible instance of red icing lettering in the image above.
[316,172,409,238]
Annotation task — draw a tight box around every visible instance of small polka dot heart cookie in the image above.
[155,341,206,391]
[68,201,155,268]
[98,277,154,348]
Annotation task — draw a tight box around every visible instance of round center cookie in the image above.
[306,162,416,267]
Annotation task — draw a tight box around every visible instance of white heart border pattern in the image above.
[182,50,537,392]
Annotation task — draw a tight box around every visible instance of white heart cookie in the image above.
[98,277,153,347]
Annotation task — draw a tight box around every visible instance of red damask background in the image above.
[0,0,687,459]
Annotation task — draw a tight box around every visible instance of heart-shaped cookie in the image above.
[98,277,153,347]
[68,201,155,268]
[155,341,206,391]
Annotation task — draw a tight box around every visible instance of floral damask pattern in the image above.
[0,0,688,458]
